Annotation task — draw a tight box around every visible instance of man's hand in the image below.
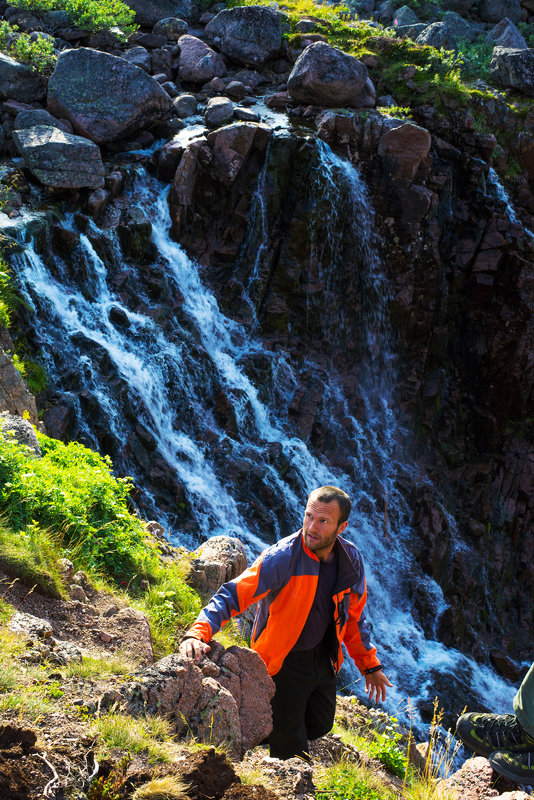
[179,637,211,663]
[365,669,393,703]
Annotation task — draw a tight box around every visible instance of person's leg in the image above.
[305,649,337,741]
[513,662,534,737]
[269,650,317,760]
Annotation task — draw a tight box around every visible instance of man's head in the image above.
[302,485,351,561]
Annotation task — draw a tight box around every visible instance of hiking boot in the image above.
[455,713,534,758]
[489,749,534,784]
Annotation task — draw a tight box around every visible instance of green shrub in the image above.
[456,35,493,81]
[10,31,56,74]
[0,428,158,583]
[9,0,138,39]
[12,352,47,395]
[0,257,22,329]
[142,562,201,654]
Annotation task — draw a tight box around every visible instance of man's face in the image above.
[303,494,348,561]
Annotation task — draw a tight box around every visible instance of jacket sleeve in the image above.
[184,544,290,643]
[343,569,381,674]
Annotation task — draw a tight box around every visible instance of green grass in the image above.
[316,759,398,800]
[8,0,137,39]
[64,651,138,679]
[0,519,65,597]
[93,713,176,762]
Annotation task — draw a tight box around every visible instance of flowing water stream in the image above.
[7,137,516,731]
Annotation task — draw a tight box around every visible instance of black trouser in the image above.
[269,640,337,760]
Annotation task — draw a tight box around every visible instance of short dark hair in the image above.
[309,485,352,525]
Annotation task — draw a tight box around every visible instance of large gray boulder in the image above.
[416,12,480,49]
[47,48,173,145]
[12,125,105,189]
[123,0,197,25]
[0,52,46,103]
[490,47,534,95]
[205,5,282,68]
[178,34,226,82]
[117,641,274,758]
[188,535,248,597]
[479,0,521,23]
[288,42,374,107]
[486,17,527,49]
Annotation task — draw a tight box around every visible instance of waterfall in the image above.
[487,167,534,242]
[7,141,516,732]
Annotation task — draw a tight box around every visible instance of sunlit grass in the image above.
[93,713,176,763]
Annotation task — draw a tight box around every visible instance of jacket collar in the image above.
[297,530,360,591]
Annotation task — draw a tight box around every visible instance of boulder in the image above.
[188,535,248,596]
[122,45,152,73]
[0,52,46,103]
[9,611,53,638]
[205,6,283,68]
[173,92,197,117]
[118,643,274,757]
[416,13,480,49]
[13,125,105,189]
[479,0,522,22]
[47,48,173,145]
[14,109,62,131]
[393,5,420,26]
[377,119,432,181]
[486,18,527,49]
[436,756,495,800]
[0,349,39,425]
[178,34,227,83]
[442,0,475,12]
[0,412,41,455]
[288,42,372,107]
[123,0,198,25]
[153,16,188,38]
[490,47,534,96]
[205,96,234,127]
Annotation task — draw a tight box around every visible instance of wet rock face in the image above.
[167,104,534,661]
[47,48,173,144]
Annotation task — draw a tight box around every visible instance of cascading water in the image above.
[7,137,516,732]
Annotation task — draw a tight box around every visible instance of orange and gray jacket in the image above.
[185,530,381,677]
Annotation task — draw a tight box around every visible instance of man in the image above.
[456,662,534,784]
[180,485,391,760]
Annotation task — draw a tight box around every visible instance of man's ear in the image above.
[338,520,348,535]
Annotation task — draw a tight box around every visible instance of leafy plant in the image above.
[9,31,56,74]
[9,0,138,39]
[456,35,493,81]
[142,563,201,655]
[12,351,48,394]
[366,716,407,777]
